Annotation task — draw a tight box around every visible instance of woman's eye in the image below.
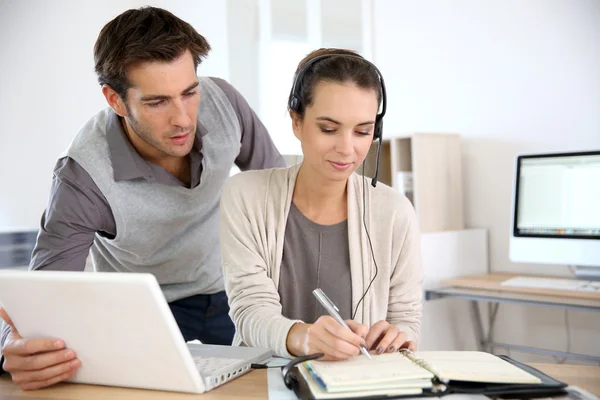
[320,128,335,134]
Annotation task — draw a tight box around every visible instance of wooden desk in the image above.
[439,273,600,301]
[0,364,599,399]
[0,370,268,399]
[425,273,600,363]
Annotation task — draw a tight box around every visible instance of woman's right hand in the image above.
[286,316,369,361]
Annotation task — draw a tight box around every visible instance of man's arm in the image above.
[209,77,286,170]
[29,157,115,271]
[1,157,114,373]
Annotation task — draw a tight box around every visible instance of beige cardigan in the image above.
[220,164,423,358]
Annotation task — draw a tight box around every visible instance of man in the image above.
[0,6,284,391]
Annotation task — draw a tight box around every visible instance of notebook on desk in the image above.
[284,350,567,399]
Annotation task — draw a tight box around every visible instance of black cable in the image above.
[351,163,379,320]
[250,363,282,369]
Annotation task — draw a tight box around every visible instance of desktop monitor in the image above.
[509,150,600,279]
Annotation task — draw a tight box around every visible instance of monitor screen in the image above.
[514,151,600,240]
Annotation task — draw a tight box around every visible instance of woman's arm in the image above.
[220,173,300,357]
[387,197,424,345]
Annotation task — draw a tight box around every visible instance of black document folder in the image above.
[281,352,568,399]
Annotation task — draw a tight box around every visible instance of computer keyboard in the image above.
[193,356,244,375]
[501,276,600,292]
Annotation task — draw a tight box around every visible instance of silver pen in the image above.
[312,288,372,359]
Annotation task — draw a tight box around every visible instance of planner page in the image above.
[298,363,425,399]
[306,352,434,391]
[415,351,542,384]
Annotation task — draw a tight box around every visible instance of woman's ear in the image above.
[289,110,303,140]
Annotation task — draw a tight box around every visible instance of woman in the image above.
[220,48,423,360]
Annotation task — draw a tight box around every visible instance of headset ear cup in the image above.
[290,96,299,112]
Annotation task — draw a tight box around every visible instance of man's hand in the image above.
[365,320,416,355]
[286,316,369,361]
[0,307,81,391]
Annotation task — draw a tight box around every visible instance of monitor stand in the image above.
[574,265,600,281]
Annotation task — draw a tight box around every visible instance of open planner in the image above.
[284,351,567,399]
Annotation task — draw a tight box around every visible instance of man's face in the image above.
[121,50,200,160]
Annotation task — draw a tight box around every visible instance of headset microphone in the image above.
[371,130,383,187]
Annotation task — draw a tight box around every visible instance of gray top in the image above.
[29,77,284,272]
[278,202,352,323]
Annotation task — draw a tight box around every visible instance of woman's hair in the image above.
[94,6,211,102]
[288,48,382,118]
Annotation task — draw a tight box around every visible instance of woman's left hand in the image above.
[365,320,416,355]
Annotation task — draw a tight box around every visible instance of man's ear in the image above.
[102,85,128,117]
[289,110,303,141]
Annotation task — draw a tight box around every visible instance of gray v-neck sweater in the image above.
[66,77,240,302]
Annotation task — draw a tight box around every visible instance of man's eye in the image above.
[148,100,165,107]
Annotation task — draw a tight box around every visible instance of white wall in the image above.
[373,0,600,362]
[227,0,260,111]
[0,0,228,230]
[226,0,371,157]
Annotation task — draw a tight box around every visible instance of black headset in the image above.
[288,53,387,187]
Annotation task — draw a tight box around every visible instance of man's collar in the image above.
[105,110,206,182]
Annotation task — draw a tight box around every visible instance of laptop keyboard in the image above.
[193,356,244,375]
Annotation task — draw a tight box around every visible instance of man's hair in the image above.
[94,7,211,101]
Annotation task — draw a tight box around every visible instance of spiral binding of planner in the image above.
[399,349,448,385]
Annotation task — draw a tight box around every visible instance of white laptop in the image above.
[0,270,272,393]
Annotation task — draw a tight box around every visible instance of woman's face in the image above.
[292,80,379,183]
